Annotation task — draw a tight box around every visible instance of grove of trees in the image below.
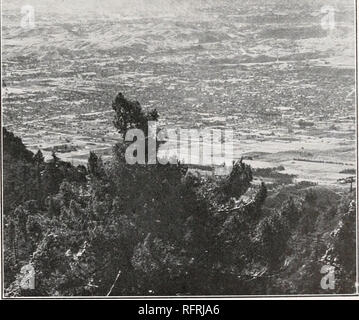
[3,93,356,296]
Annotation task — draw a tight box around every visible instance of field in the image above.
[2,0,356,187]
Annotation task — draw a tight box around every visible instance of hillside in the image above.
[3,94,356,296]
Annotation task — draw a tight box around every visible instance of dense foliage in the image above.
[3,94,356,296]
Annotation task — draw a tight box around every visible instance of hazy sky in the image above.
[3,0,354,17]
[3,0,210,17]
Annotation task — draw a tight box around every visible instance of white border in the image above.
[0,0,358,300]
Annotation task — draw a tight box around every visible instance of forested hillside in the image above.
[3,94,356,296]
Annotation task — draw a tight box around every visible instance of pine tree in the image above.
[47,197,58,218]
[280,197,299,227]
[221,159,253,199]
[112,92,158,137]
[255,182,267,205]
[34,150,44,205]
[87,152,104,178]
[43,152,62,195]
[8,220,17,262]
[59,181,75,208]
[33,150,44,164]
[14,206,27,242]
[88,151,99,177]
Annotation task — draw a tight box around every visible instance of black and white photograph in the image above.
[0,0,358,299]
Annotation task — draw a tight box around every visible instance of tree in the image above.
[87,152,104,178]
[33,150,44,205]
[280,197,299,227]
[255,212,290,268]
[3,127,34,162]
[112,92,158,137]
[59,181,76,208]
[47,197,59,218]
[255,182,267,207]
[220,159,253,200]
[33,150,44,164]
[323,200,356,293]
[14,206,27,242]
[43,152,63,196]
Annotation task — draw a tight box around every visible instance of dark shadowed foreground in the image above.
[3,94,356,296]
